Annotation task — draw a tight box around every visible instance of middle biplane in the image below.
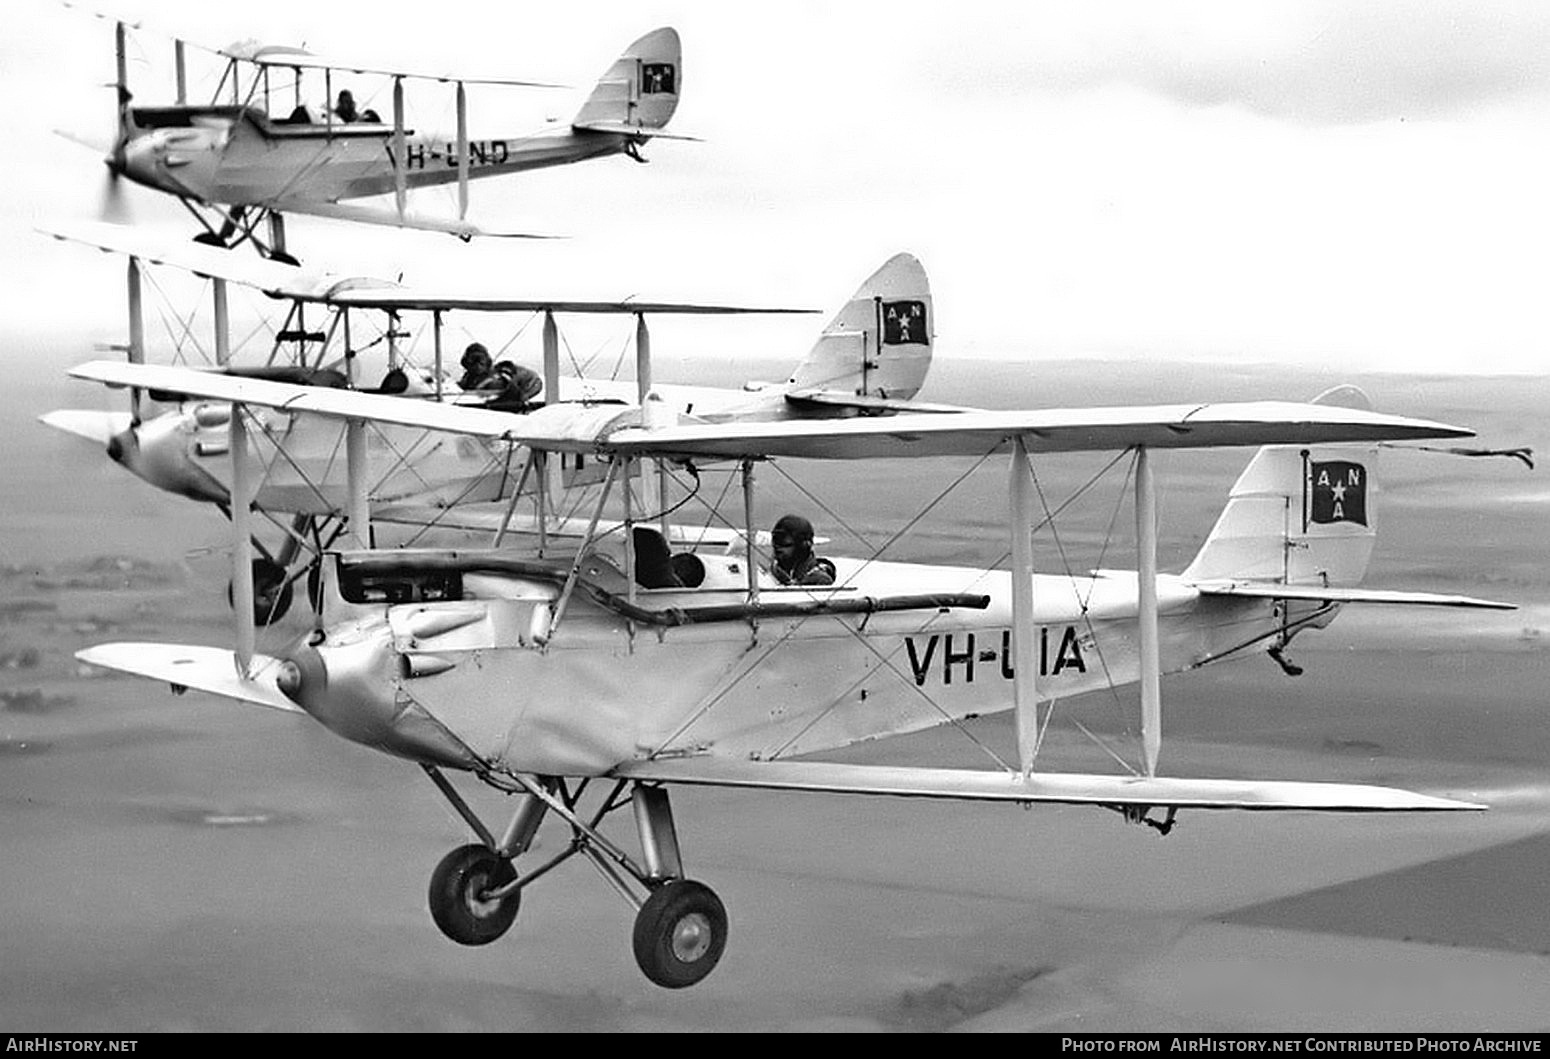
[81,11,688,250]
[66,344,1509,989]
[41,220,945,623]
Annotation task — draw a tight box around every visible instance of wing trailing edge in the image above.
[614,758,1485,812]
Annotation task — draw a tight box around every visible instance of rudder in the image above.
[784,253,933,401]
[572,27,682,132]
[1182,386,1378,587]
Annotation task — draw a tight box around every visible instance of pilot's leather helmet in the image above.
[773,514,814,545]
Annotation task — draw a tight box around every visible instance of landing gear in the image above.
[428,844,520,946]
[420,765,730,989]
[632,879,727,989]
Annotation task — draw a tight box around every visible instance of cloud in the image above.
[919,1,1550,124]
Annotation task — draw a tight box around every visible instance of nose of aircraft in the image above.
[117,134,162,189]
[105,424,133,464]
[276,634,479,769]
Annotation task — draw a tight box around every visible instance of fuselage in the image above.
[119,105,635,208]
[106,400,518,513]
[277,547,1327,777]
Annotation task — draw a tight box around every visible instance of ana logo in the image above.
[1309,460,1366,526]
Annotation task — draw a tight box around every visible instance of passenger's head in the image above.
[461,342,491,374]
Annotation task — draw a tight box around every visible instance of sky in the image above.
[6,0,1550,373]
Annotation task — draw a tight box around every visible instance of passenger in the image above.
[334,89,360,123]
[458,342,496,390]
[768,514,836,587]
[487,360,543,410]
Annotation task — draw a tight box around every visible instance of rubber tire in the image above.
[428,844,519,946]
[227,557,294,626]
[631,879,728,989]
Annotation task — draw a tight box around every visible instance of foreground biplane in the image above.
[42,221,949,622]
[67,346,1508,987]
[74,8,687,249]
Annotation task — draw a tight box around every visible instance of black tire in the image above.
[226,557,294,626]
[631,879,728,989]
[428,844,519,946]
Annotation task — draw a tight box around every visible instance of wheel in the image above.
[631,879,728,989]
[226,557,294,626]
[428,844,519,946]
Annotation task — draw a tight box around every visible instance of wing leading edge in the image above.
[615,758,1484,812]
[69,361,1475,459]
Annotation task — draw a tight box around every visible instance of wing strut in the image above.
[213,277,230,365]
[455,82,470,221]
[432,310,444,400]
[230,405,256,675]
[1009,437,1039,775]
[345,419,369,548]
[124,256,146,423]
[1136,445,1161,776]
[392,76,407,222]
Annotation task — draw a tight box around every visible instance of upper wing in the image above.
[601,402,1474,458]
[41,220,356,301]
[613,758,1484,812]
[213,40,564,89]
[69,361,1475,456]
[43,221,815,316]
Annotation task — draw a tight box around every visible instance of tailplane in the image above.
[783,252,935,408]
[571,27,682,134]
[1182,385,1377,587]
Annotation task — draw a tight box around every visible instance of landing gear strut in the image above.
[420,765,729,989]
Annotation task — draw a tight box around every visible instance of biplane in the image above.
[41,220,949,623]
[76,7,687,251]
[66,345,1509,988]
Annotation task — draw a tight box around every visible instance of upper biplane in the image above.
[41,220,948,623]
[73,7,687,252]
[66,347,1510,988]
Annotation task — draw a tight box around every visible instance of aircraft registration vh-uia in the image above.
[71,6,688,253]
[64,289,1511,987]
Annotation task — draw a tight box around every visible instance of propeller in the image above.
[98,85,134,223]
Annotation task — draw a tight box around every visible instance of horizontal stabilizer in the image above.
[1193,581,1514,610]
[784,390,975,415]
[614,758,1485,812]
[39,409,133,445]
[76,643,304,714]
[572,122,700,141]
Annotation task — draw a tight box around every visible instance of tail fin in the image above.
[571,27,681,133]
[783,253,934,403]
[1182,385,1378,587]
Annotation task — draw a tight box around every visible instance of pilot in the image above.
[458,342,496,390]
[768,514,836,587]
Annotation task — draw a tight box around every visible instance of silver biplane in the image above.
[41,221,948,623]
[66,345,1509,988]
[76,8,687,251]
